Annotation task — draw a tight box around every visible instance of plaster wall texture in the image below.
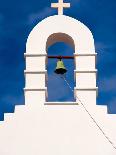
[75,72,96,87]
[25,56,46,71]
[25,73,46,88]
[0,15,116,155]
[75,55,96,70]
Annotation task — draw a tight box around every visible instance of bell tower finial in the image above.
[51,0,70,15]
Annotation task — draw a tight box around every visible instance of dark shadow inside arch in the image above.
[46,33,76,102]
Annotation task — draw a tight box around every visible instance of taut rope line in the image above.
[61,75,116,151]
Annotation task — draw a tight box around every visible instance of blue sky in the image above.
[0,0,116,120]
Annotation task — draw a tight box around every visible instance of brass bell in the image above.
[54,59,67,74]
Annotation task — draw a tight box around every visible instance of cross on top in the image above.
[51,0,70,15]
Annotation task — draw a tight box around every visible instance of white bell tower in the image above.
[24,15,97,108]
[0,1,116,155]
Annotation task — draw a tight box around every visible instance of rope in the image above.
[61,75,116,151]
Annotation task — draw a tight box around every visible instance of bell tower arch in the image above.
[46,32,75,50]
[24,15,97,107]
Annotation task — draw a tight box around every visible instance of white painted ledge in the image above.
[74,69,97,73]
[24,88,48,98]
[74,53,97,56]
[24,53,47,58]
[24,88,47,91]
[74,87,98,96]
[24,70,47,74]
[44,102,78,105]
[75,87,98,91]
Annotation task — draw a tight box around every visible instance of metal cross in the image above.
[51,0,70,15]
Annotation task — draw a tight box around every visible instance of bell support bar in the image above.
[48,56,74,59]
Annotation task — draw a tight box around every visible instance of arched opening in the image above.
[46,33,75,50]
[46,33,76,102]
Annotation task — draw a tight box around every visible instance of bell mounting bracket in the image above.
[47,56,74,59]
